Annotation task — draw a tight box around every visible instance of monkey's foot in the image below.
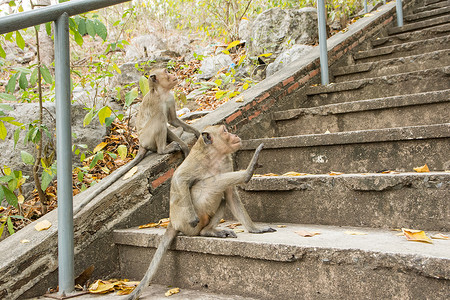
[200,228,237,238]
[249,226,277,234]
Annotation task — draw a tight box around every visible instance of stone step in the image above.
[405,5,450,23]
[354,35,450,63]
[388,14,450,36]
[236,123,450,174]
[305,67,449,106]
[36,285,257,300]
[237,173,449,231]
[334,49,449,82]
[114,224,450,299]
[273,89,450,136]
[414,0,450,13]
[371,23,450,48]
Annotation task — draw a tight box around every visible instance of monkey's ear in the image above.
[149,74,157,83]
[201,132,213,144]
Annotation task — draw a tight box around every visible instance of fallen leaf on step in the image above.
[402,228,433,244]
[34,220,52,231]
[344,231,367,235]
[282,172,308,176]
[75,265,95,287]
[165,287,180,297]
[254,173,279,177]
[328,171,343,176]
[123,166,138,180]
[116,281,139,295]
[226,222,242,229]
[89,280,115,294]
[20,239,30,243]
[277,225,287,228]
[139,218,170,229]
[413,164,429,173]
[381,170,400,174]
[295,230,320,237]
[430,233,449,240]
[235,96,244,102]
[324,130,331,134]
[233,229,245,233]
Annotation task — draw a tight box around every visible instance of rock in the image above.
[266,44,314,76]
[238,18,252,42]
[166,35,192,57]
[198,54,233,80]
[125,34,168,61]
[248,7,318,57]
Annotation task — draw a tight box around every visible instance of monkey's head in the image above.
[200,125,241,155]
[148,69,178,91]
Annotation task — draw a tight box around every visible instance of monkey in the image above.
[73,69,200,216]
[126,125,275,300]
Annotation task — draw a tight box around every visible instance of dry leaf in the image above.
[20,239,30,243]
[413,164,430,173]
[328,171,343,176]
[344,231,367,235]
[220,219,226,223]
[89,280,115,294]
[226,222,242,229]
[93,142,108,154]
[165,287,180,297]
[123,166,138,180]
[381,170,399,174]
[277,225,287,228]
[282,172,307,176]
[139,218,170,229]
[17,194,25,204]
[430,233,449,240]
[254,173,279,177]
[233,229,244,233]
[295,230,320,237]
[35,220,52,231]
[235,96,244,102]
[324,130,331,134]
[402,228,433,244]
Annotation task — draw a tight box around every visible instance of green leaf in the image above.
[30,67,38,86]
[0,222,4,238]
[0,44,5,59]
[40,65,53,84]
[45,22,52,36]
[77,170,84,182]
[15,31,25,49]
[0,121,6,140]
[124,88,138,107]
[112,63,121,74]
[105,116,115,127]
[0,93,16,102]
[20,151,35,165]
[78,18,87,35]
[1,186,18,208]
[18,72,28,90]
[83,109,94,127]
[41,170,54,191]
[86,19,96,38]
[73,30,84,46]
[139,76,149,96]
[14,128,21,148]
[89,151,103,169]
[0,104,13,111]
[7,216,14,235]
[98,106,112,126]
[94,19,107,41]
[6,73,19,93]
[117,145,127,160]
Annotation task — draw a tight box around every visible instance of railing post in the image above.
[55,12,74,296]
[317,0,329,85]
[396,0,404,27]
[364,0,368,13]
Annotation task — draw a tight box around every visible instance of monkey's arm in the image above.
[125,224,179,300]
[166,101,200,137]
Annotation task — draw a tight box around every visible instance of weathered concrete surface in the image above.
[405,5,450,22]
[238,124,450,173]
[113,223,450,299]
[274,89,450,135]
[305,67,450,106]
[334,49,450,82]
[236,173,450,231]
[388,14,450,35]
[415,0,450,13]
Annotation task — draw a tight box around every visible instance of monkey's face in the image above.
[150,69,178,90]
[202,125,241,154]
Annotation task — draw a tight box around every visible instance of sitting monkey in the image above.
[126,125,275,300]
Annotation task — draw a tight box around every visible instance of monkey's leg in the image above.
[199,199,237,238]
[125,224,179,300]
[167,128,190,157]
[226,187,276,234]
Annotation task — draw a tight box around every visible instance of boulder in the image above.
[248,7,318,57]
[198,54,233,80]
[266,44,314,76]
[125,34,168,61]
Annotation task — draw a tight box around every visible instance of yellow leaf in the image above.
[344,231,367,235]
[226,222,242,229]
[123,166,138,180]
[295,230,320,237]
[254,173,279,177]
[17,194,25,204]
[234,229,244,233]
[165,287,180,297]
[139,218,170,229]
[117,145,127,160]
[238,55,246,66]
[226,40,241,50]
[93,142,108,154]
[116,287,135,295]
[282,172,307,176]
[277,225,287,228]
[20,239,30,243]
[431,233,449,240]
[402,228,433,244]
[89,280,115,294]
[328,171,343,176]
[413,164,430,173]
[258,53,273,58]
[35,220,52,231]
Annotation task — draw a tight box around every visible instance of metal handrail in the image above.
[0,0,130,296]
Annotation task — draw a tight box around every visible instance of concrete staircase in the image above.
[113,1,449,299]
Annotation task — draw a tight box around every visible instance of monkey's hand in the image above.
[245,143,264,183]
[249,226,276,234]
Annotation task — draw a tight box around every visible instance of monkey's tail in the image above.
[126,224,179,300]
[73,148,147,216]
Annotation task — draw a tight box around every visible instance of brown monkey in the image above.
[73,69,200,215]
[126,125,275,300]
